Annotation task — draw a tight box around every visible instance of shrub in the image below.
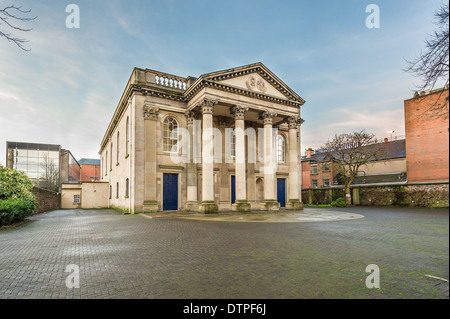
[0,197,37,226]
[0,166,37,226]
[331,197,347,207]
[0,166,35,201]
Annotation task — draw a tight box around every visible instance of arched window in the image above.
[277,135,286,163]
[126,116,130,156]
[116,132,120,164]
[163,116,178,153]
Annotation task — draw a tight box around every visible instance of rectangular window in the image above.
[230,129,236,157]
[125,178,129,198]
[312,180,318,188]
[116,182,119,198]
[323,179,330,187]
[311,165,318,175]
[73,194,80,204]
[323,163,330,172]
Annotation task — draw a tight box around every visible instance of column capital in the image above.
[260,110,277,125]
[287,116,300,129]
[230,105,249,121]
[199,99,217,115]
[143,104,159,120]
[185,110,198,125]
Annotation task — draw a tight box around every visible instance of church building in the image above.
[99,62,305,213]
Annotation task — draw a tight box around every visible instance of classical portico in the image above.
[99,62,306,214]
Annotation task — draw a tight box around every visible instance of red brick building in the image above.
[404,86,449,183]
[78,158,101,182]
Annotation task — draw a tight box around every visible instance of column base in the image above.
[263,200,280,211]
[286,199,304,210]
[184,201,199,212]
[231,200,251,212]
[198,201,219,214]
[143,200,159,213]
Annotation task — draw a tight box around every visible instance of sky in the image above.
[0,0,447,163]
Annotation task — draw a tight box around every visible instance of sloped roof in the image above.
[302,139,406,163]
[78,158,100,165]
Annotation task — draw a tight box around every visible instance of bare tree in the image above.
[405,3,449,118]
[40,154,59,192]
[318,130,386,205]
[0,5,37,51]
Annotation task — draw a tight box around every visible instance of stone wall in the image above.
[302,183,449,208]
[357,183,449,208]
[31,187,61,215]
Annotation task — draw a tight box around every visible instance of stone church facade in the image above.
[99,63,305,213]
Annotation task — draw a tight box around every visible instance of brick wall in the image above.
[80,164,101,182]
[404,88,449,183]
[31,187,61,215]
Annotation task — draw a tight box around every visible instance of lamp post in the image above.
[387,130,395,141]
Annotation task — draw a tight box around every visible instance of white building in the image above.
[99,63,305,213]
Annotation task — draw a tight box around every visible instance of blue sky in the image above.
[0,0,447,163]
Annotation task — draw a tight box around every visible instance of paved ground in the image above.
[0,207,448,299]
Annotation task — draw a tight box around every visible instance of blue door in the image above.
[163,173,178,210]
[277,178,286,208]
[231,175,236,204]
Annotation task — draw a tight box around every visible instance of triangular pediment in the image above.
[198,62,305,104]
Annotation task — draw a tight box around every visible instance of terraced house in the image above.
[99,63,305,213]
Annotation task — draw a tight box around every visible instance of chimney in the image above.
[306,148,314,157]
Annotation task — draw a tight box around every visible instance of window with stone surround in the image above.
[311,165,318,175]
[116,132,120,165]
[126,116,130,157]
[163,117,178,153]
[230,128,236,157]
[277,134,286,163]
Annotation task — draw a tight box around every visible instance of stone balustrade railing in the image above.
[153,71,187,90]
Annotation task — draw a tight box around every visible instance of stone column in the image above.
[198,99,218,214]
[143,104,159,212]
[184,110,198,211]
[298,118,305,205]
[231,106,251,212]
[286,116,303,210]
[261,111,280,211]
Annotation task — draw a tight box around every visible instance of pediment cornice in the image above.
[184,62,306,106]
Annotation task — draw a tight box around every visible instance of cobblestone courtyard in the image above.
[0,207,448,299]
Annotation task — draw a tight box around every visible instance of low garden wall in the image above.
[302,183,449,208]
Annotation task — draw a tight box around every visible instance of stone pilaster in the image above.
[184,110,199,211]
[231,106,251,212]
[143,104,159,213]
